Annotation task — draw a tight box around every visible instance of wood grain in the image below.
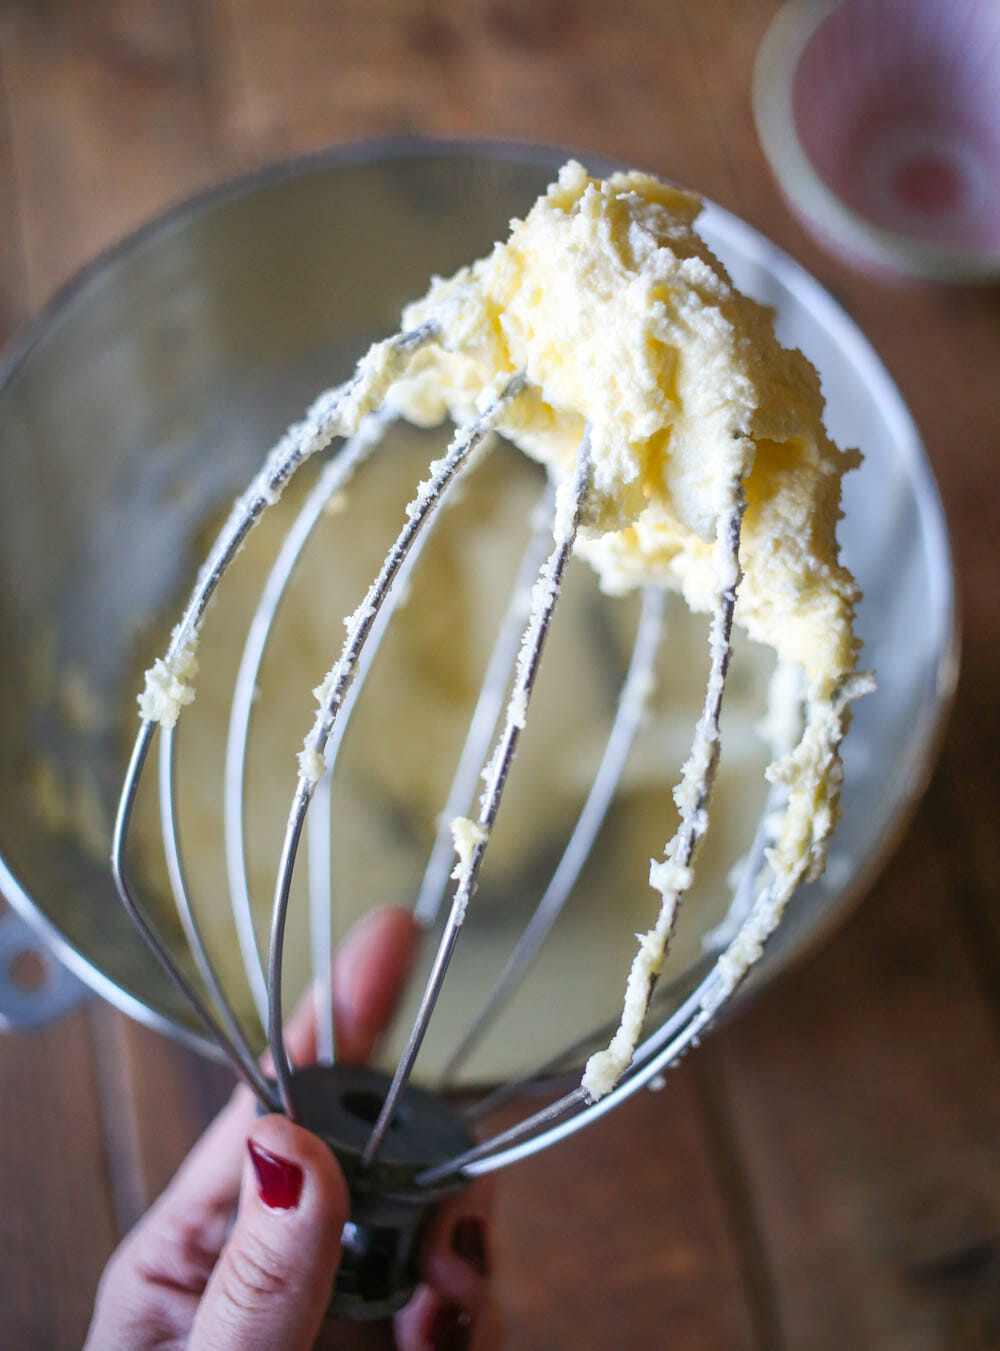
[0,0,217,302]
[1,0,998,1347]
[710,784,1000,1348]
[0,1009,117,1348]
[489,1073,761,1350]
[0,4,229,1339]
[0,46,26,343]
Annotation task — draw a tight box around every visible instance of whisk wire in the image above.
[438,583,666,1084]
[417,488,749,1182]
[162,325,437,678]
[225,410,396,1024]
[266,375,528,1118]
[413,484,556,929]
[158,729,273,1100]
[458,786,781,1128]
[307,771,336,1064]
[360,431,594,1169]
[418,875,782,1185]
[111,725,282,1109]
[111,330,439,1104]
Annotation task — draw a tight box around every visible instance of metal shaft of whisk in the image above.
[158,730,275,1102]
[360,432,594,1169]
[438,584,666,1084]
[266,376,526,1119]
[164,326,436,673]
[111,332,436,1107]
[111,727,281,1107]
[305,460,443,1062]
[413,484,556,929]
[416,485,749,1183]
[421,877,782,1185]
[226,411,396,1026]
[461,796,779,1129]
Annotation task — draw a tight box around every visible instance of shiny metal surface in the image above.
[0,907,89,1030]
[0,139,957,1057]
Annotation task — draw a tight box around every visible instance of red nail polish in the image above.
[247,1139,304,1210]
[429,1303,473,1351]
[451,1216,489,1276]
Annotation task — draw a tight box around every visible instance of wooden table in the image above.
[1,2,998,1346]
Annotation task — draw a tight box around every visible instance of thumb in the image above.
[189,1114,348,1351]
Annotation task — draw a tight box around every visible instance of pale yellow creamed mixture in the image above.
[386,161,873,1096]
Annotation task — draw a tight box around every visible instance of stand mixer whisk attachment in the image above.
[112,162,871,1317]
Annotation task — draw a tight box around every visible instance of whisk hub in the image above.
[264,1063,475,1320]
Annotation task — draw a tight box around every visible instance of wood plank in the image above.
[0,1007,118,1349]
[0,15,119,1347]
[0,0,217,305]
[214,0,735,191]
[710,782,1000,1347]
[489,1067,760,1350]
[850,281,1000,1009]
[89,1002,233,1231]
[0,47,27,344]
[0,0,232,1317]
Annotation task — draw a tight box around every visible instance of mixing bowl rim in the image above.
[0,133,958,1060]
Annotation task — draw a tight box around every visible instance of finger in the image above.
[470,1292,507,1349]
[332,905,419,1064]
[189,1114,348,1351]
[84,1087,261,1350]
[261,904,417,1073]
[419,1175,495,1311]
[390,1175,497,1350]
[394,1284,506,1351]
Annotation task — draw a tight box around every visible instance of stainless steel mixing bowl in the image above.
[0,139,957,1058]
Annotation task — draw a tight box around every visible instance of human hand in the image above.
[84,907,503,1349]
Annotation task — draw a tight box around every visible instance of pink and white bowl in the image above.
[754,0,1000,281]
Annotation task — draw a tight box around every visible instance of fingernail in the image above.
[451,1216,490,1277]
[247,1139,304,1210]
[429,1302,473,1351]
